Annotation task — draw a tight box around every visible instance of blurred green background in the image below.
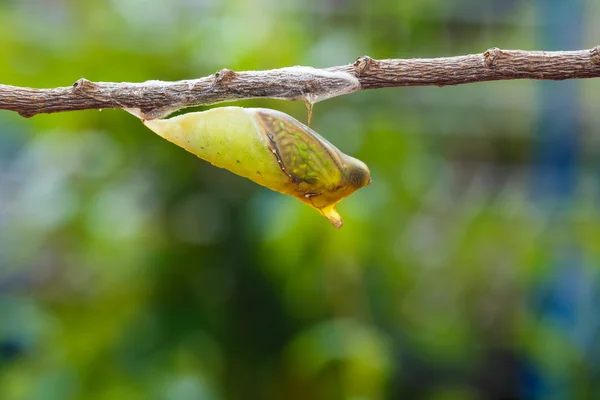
[2,0,600,399]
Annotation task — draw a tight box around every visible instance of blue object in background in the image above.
[527,1,600,399]
[534,0,582,202]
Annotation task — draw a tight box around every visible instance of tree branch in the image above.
[2,46,600,120]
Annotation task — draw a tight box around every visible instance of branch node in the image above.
[72,78,98,93]
[590,46,600,65]
[353,56,375,76]
[214,68,237,84]
[484,48,501,68]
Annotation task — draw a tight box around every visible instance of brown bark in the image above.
[2,47,600,120]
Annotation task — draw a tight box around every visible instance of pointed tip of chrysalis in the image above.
[320,205,343,228]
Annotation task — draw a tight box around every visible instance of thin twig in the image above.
[2,46,600,120]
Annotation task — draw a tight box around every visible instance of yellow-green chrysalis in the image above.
[142,107,371,228]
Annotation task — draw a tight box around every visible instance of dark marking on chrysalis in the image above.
[265,131,302,184]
